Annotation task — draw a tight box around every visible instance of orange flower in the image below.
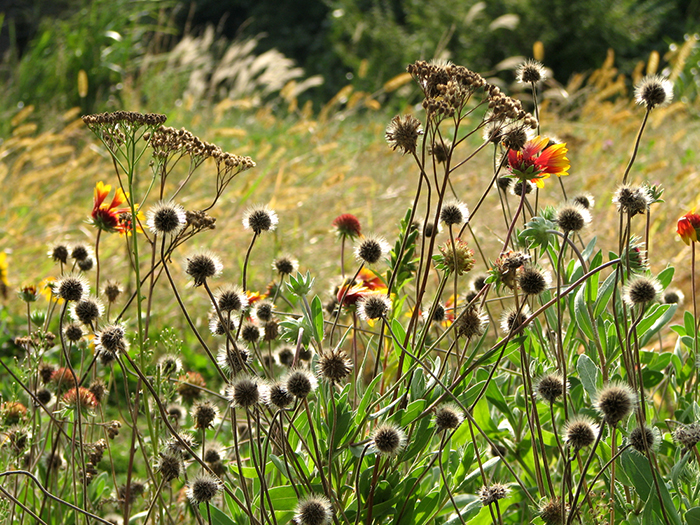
[507,136,569,188]
[677,210,700,245]
[337,269,387,306]
[90,181,139,234]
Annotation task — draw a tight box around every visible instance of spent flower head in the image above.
[332,214,362,239]
[355,236,390,265]
[563,416,598,450]
[56,274,90,302]
[634,74,674,109]
[594,382,637,426]
[186,473,222,505]
[516,59,547,84]
[186,252,222,287]
[294,495,333,525]
[243,205,278,234]
[622,276,661,307]
[385,114,423,155]
[371,424,407,456]
[146,201,187,236]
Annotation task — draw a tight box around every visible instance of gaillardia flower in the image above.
[507,136,569,188]
[90,181,134,234]
[677,209,700,245]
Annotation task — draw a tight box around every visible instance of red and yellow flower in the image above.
[677,209,700,245]
[337,268,387,306]
[90,181,142,234]
[507,136,569,188]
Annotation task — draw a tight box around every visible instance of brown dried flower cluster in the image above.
[82,111,167,127]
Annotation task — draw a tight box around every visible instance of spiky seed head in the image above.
[629,426,656,455]
[496,176,512,191]
[662,289,684,305]
[500,306,530,333]
[146,201,187,235]
[455,307,488,339]
[371,424,406,456]
[158,452,183,482]
[268,383,294,409]
[186,473,222,504]
[228,377,262,408]
[255,301,273,322]
[95,324,128,355]
[511,179,534,196]
[634,74,673,109]
[285,369,317,399]
[623,276,661,307]
[64,322,85,342]
[423,221,440,238]
[185,252,222,287]
[385,114,423,155]
[317,350,352,384]
[518,267,550,296]
[36,388,53,406]
[440,202,469,227]
[563,417,598,450]
[517,59,547,84]
[241,323,261,343]
[273,256,298,275]
[78,257,94,271]
[263,320,279,341]
[70,297,104,325]
[70,244,91,262]
[437,238,475,275]
[535,374,565,404]
[594,382,636,426]
[572,193,595,210]
[176,371,206,404]
[478,483,510,505]
[49,244,69,264]
[192,401,219,429]
[435,404,464,431]
[503,126,529,151]
[472,274,488,291]
[215,286,248,312]
[556,204,591,233]
[166,432,197,458]
[613,185,652,216]
[167,403,185,426]
[159,354,182,376]
[429,139,451,163]
[203,445,223,464]
[355,237,390,265]
[243,205,278,234]
[103,280,122,303]
[209,315,237,336]
[294,495,333,525]
[672,423,700,449]
[422,303,446,323]
[62,387,98,410]
[277,347,295,367]
[57,275,89,302]
[539,497,566,525]
[88,379,108,404]
[357,294,391,321]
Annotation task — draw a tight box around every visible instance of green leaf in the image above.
[355,375,382,424]
[685,507,700,525]
[639,304,677,346]
[577,354,601,398]
[594,271,617,318]
[206,506,236,525]
[574,284,595,340]
[311,295,324,344]
[657,266,675,289]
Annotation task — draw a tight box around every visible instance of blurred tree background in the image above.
[0,0,699,115]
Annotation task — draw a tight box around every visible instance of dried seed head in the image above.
[357,294,391,321]
[355,237,390,265]
[294,495,333,525]
[209,314,238,336]
[273,255,299,275]
[535,374,565,404]
[422,302,446,323]
[478,483,510,505]
[64,322,85,343]
[435,404,464,431]
[440,202,469,227]
[496,176,512,191]
[623,276,661,307]
[241,323,261,343]
[556,204,591,233]
[49,244,69,264]
[203,444,224,464]
[277,347,295,367]
[78,257,94,272]
[70,244,91,262]
[36,388,53,406]
[518,267,550,296]
[371,424,406,456]
[572,193,595,210]
[243,205,278,234]
[186,473,222,504]
[157,452,182,482]
[146,201,187,235]
[39,363,55,384]
[176,371,206,403]
[437,238,475,275]
[429,139,451,163]
[629,425,656,455]
[662,289,684,305]
[70,297,104,325]
[186,252,223,287]
[539,497,566,525]
[285,369,317,399]
[455,307,488,339]
[594,382,636,426]
[517,59,547,84]
[263,320,279,341]
[503,126,529,151]
[564,417,598,450]
[317,350,352,384]
[634,74,673,109]
[103,280,123,303]
[500,306,530,333]
[510,179,534,196]
[613,185,653,216]
[167,404,185,426]
[672,422,700,449]
[165,432,197,458]
[423,221,440,238]
[268,382,294,409]
[95,324,128,356]
[57,275,89,302]
[192,401,219,429]
[385,114,423,155]
[159,354,182,376]
[88,379,108,404]
[228,377,262,408]
[255,301,274,322]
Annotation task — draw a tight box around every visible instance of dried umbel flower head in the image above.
[662,289,684,305]
[157,452,183,482]
[556,204,591,233]
[228,376,263,408]
[186,473,222,504]
[267,382,294,409]
[629,425,656,455]
[294,495,333,525]
[518,266,550,296]
[516,59,547,84]
[572,193,595,210]
[371,424,407,456]
[243,205,278,234]
[70,297,104,325]
[623,276,662,307]
[95,323,129,356]
[49,244,69,264]
[317,350,352,384]
[192,401,219,429]
[594,382,636,426]
[385,114,423,155]
[159,354,182,376]
[357,294,392,321]
[613,185,652,216]
[478,483,510,505]
[273,256,299,276]
[103,280,123,303]
[285,369,318,399]
[146,201,187,236]
[454,307,488,339]
[563,417,598,450]
[436,238,475,275]
[634,74,674,109]
[186,252,223,287]
[355,236,390,265]
[332,214,362,239]
[440,202,469,227]
[64,322,85,343]
[535,374,565,404]
[435,404,465,431]
[56,274,89,302]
